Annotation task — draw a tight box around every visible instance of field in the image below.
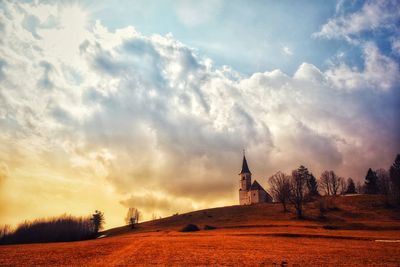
[1,195,400,266]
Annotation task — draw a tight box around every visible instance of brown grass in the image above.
[1,195,400,266]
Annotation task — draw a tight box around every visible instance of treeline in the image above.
[0,210,104,245]
[268,154,400,218]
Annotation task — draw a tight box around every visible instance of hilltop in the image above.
[104,194,400,237]
[1,195,400,266]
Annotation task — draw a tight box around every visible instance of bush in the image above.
[203,225,216,230]
[0,214,98,245]
[323,225,339,230]
[180,224,200,232]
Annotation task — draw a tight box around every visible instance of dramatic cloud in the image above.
[0,1,399,227]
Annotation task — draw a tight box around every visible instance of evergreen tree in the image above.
[307,173,319,197]
[345,178,356,194]
[389,154,400,205]
[90,210,105,234]
[364,168,379,194]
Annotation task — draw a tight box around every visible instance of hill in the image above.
[104,194,400,237]
[1,195,400,266]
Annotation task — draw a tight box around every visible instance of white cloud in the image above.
[325,42,399,91]
[314,0,400,42]
[282,46,293,56]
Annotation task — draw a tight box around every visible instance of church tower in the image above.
[239,151,252,205]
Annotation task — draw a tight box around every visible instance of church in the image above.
[238,153,272,205]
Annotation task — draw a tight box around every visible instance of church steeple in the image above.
[239,150,251,174]
[238,150,252,202]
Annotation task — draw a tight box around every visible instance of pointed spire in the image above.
[239,150,251,174]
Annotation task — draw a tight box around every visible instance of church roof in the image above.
[239,155,251,174]
[250,180,266,191]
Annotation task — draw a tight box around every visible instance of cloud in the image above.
[392,38,400,55]
[0,1,399,225]
[313,0,400,42]
[282,46,293,56]
[0,162,8,184]
[174,0,224,27]
[120,192,197,217]
[325,42,399,91]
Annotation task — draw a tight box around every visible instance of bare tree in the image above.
[289,166,309,219]
[339,176,346,195]
[0,225,11,240]
[319,170,341,196]
[125,208,141,229]
[268,171,291,212]
[152,213,161,220]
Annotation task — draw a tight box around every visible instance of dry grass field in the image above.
[1,195,400,266]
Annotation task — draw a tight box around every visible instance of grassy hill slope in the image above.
[104,195,400,237]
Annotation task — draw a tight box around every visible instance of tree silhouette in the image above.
[269,171,291,212]
[364,168,379,194]
[289,166,309,219]
[125,208,141,229]
[345,178,356,194]
[319,170,341,196]
[389,154,400,205]
[376,169,390,194]
[307,173,319,197]
[90,210,105,234]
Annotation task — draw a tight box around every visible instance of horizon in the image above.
[0,0,399,229]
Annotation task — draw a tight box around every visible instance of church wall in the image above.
[239,190,251,205]
[249,189,273,204]
[249,190,260,204]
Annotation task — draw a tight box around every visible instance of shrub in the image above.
[180,224,200,232]
[323,225,339,230]
[203,225,216,230]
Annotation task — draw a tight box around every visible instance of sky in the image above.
[0,0,399,228]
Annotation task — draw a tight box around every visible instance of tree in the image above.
[319,170,341,196]
[364,168,379,194]
[376,169,390,195]
[268,171,291,212]
[339,176,346,195]
[389,154,400,205]
[289,166,309,219]
[345,178,356,194]
[125,208,141,229]
[152,213,160,220]
[307,173,319,197]
[90,210,105,234]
